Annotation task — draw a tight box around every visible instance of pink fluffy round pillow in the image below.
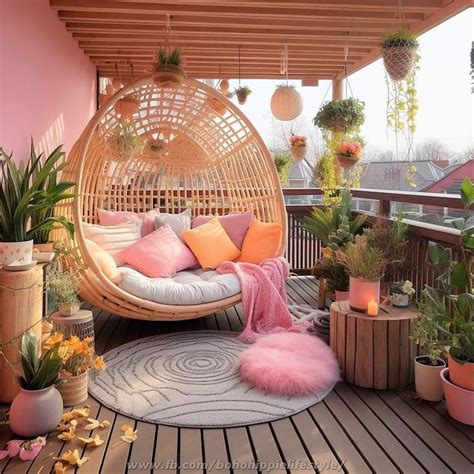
[239,332,340,396]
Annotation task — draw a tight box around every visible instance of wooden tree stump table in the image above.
[330,301,418,390]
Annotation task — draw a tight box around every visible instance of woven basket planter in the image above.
[336,154,361,168]
[142,139,167,162]
[382,45,417,81]
[290,145,306,162]
[153,64,186,88]
[114,96,140,118]
[58,371,88,407]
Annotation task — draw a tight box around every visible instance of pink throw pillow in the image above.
[192,211,253,249]
[118,224,198,278]
[98,208,159,237]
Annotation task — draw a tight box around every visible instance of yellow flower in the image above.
[43,332,63,350]
[94,356,106,371]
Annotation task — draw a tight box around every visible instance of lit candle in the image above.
[367,300,379,317]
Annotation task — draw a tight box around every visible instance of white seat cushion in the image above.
[117,267,241,305]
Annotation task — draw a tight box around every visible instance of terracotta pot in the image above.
[441,368,474,426]
[291,145,306,162]
[414,356,446,402]
[33,242,54,252]
[349,276,380,312]
[391,293,410,308]
[114,96,140,118]
[336,154,361,169]
[237,94,248,105]
[335,290,350,302]
[58,303,81,317]
[58,371,89,407]
[153,64,186,88]
[0,240,34,266]
[448,352,474,391]
[9,386,63,437]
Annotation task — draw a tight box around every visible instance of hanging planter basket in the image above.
[114,95,140,118]
[313,98,365,134]
[336,154,361,168]
[153,63,186,88]
[142,138,167,162]
[104,125,144,163]
[382,43,418,81]
[290,145,306,162]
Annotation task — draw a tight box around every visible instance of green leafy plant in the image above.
[109,122,144,161]
[382,29,419,49]
[390,280,415,295]
[302,190,367,249]
[155,47,182,66]
[273,149,291,185]
[312,255,349,292]
[313,98,365,133]
[0,143,75,243]
[48,269,82,306]
[19,331,61,391]
[234,86,252,100]
[413,178,474,364]
[336,234,387,280]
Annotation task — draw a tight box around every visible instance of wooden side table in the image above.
[330,301,418,389]
[51,310,95,342]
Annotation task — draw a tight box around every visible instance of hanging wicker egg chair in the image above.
[60,77,287,321]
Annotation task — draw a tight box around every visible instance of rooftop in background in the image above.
[424,159,474,194]
[49,0,472,81]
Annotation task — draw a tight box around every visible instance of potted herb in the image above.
[43,333,105,407]
[9,331,63,437]
[336,140,363,168]
[153,47,186,87]
[336,234,386,312]
[234,85,252,105]
[382,28,419,81]
[312,255,349,302]
[48,269,82,316]
[0,144,75,266]
[289,134,307,161]
[107,122,144,162]
[390,280,415,307]
[313,98,365,133]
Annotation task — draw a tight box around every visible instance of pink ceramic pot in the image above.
[9,386,63,437]
[349,277,380,312]
[335,290,350,302]
[440,368,474,426]
[448,352,474,391]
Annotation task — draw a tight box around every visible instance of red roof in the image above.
[424,160,474,194]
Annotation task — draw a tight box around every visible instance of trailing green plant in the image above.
[412,177,474,364]
[302,189,367,249]
[0,143,75,243]
[336,234,387,280]
[273,149,291,185]
[155,47,182,67]
[312,255,349,292]
[382,29,419,49]
[313,98,365,134]
[19,331,61,391]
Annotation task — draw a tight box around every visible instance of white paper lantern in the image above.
[270,85,303,121]
[219,79,230,94]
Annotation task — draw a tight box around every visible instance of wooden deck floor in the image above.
[1,276,473,473]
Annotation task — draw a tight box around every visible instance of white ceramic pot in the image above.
[9,386,63,437]
[0,240,33,266]
[58,303,81,317]
[414,356,446,402]
[392,293,410,308]
[349,277,380,312]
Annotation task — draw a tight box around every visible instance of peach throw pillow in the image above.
[239,219,282,264]
[84,238,121,283]
[181,219,241,269]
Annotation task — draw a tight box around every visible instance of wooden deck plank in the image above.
[153,425,179,474]
[335,384,425,473]
[248,423,285,473]
[179,429,203,474]
[100,414,134,474]
[431,401,474,441]
[203,429,230,473]
[128,421,157,470]
[225,427,257,474]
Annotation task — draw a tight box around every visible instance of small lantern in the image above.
[270,85,303,121]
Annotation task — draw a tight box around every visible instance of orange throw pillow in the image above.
[239,219,282,264]
[181,218,241,269]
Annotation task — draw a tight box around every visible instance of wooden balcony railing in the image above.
[283,188,467,296]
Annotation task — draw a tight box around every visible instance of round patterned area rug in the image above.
[88,331,335,428]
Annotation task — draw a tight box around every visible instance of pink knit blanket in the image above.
[217,257,310,342]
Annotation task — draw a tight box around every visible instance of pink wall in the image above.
[0,0,96,161]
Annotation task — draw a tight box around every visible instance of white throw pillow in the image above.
[82,221,141,266]
[155,209,191,237]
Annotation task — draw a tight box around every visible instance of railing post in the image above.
[379,199,391,217]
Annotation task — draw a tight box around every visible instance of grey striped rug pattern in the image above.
[88,331,333,428]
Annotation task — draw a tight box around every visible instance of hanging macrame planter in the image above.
[142,137,167,162]
[105,122,144,163]
[335,141,363,168]
[289,135,307,162]
[313,98,365,133]
[382,29,418,81]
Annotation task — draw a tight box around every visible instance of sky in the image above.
[228,8,473,159]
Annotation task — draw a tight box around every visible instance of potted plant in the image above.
[312,255,349,301]
[153,47,186,87]
[335,140,363,168]
[48,269,82,316]
[114,94,140,119]
[143,137,167,161]
[336,234,386,312]
[107,122,144,163]
[413,178,473,424]
[0,144,75,266]
[390,280,415,307]
[234,86,252,105]
[411,311,446,402]
[9,331,63,437]
[43,333,105,407]
[313,98,365,133]
[382,28,419,81]
[289,134,307,161]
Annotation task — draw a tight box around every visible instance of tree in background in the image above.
[413,139,449,162]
